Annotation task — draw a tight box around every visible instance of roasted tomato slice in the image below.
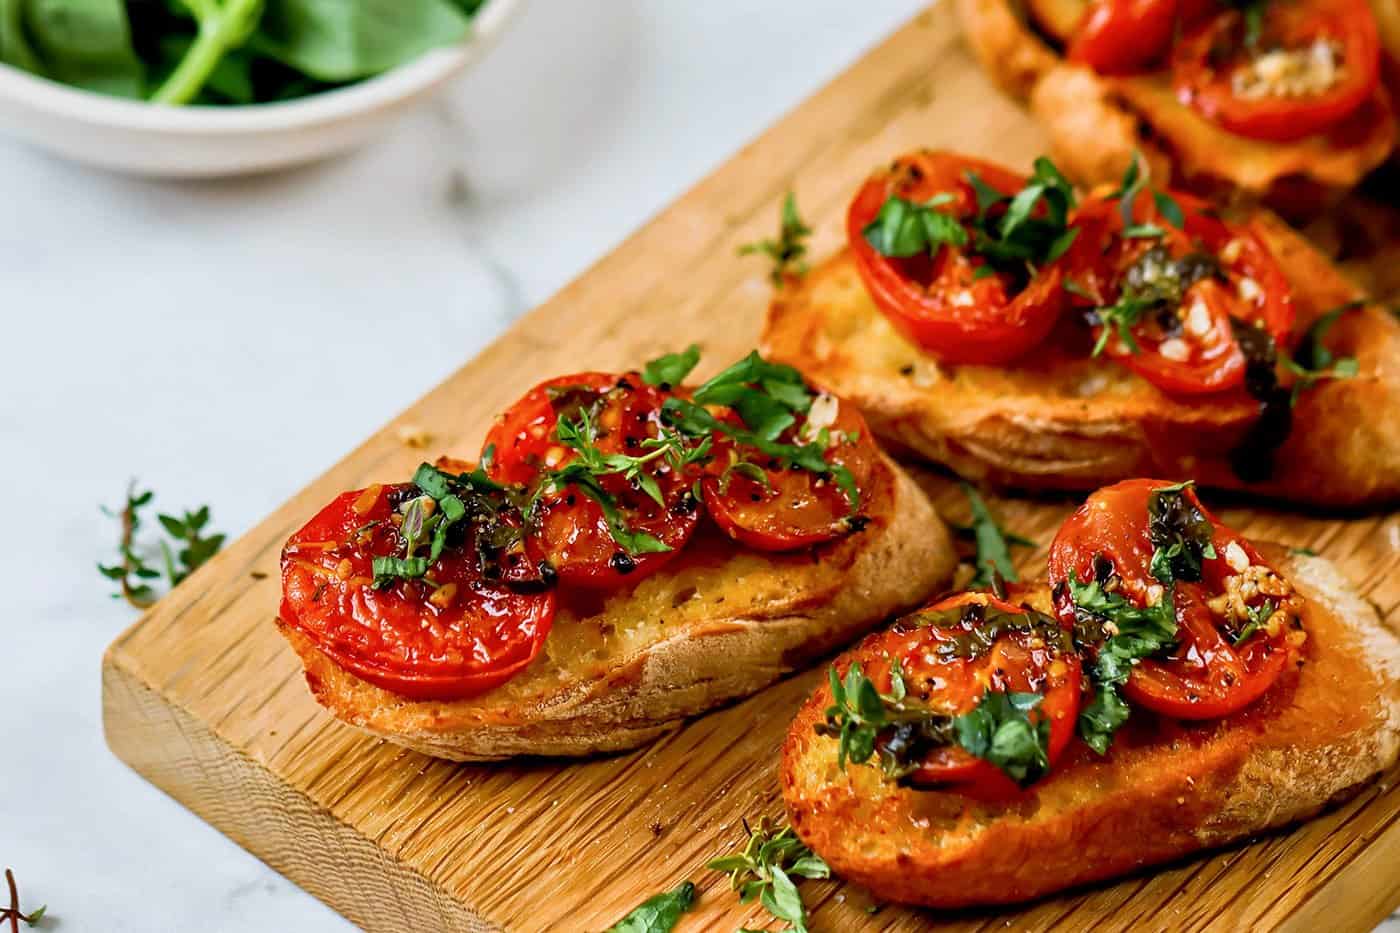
[856,593,1081,798]
[1048,479,1301,720]
[1171,0,1382,142]
[487,372,702,588]
[1069,0,1181,73]
[846,151,1066,365]
[700,392,878,551]
[279,483,555,701]
[1063,190,1294,394]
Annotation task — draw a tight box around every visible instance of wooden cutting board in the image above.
[101,4,1400,930]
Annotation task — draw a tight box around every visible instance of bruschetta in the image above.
[956,0,1397,213]
[781,478,1400,907]
[276,349,956,759]
[760,149,1400,506]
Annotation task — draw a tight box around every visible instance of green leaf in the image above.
[605,881,697,933]
[953,690,1050,785]
[24,0,145,97]
[738,191,812,284]
[252,0,472,81]
[642,344,701,388]
[862,193,965,258]
[158,514,188,538]
[959,482,1030,589]
[762,865,806,932]
[0,0,44,74]
[1152,190,1185,229]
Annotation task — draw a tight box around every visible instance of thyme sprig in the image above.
[2,868,46,929]
[739,192,812,285]
[98,482,225,608]
[707,818,829,933]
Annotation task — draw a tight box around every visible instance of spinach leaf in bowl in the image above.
[0,0,487,105]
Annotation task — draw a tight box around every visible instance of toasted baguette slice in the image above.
[278,453,955,760]
[956,0,1397,212]
[760,211,1400,507]
[781,546,1400,908]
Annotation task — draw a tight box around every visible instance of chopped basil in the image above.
[1087,245,1220,357]
[1233,598,1276,646]
[1109,151,1185,240]
[817,659,1053,786]
[862,192,966,258]
[605,881,697,933]
[1146,480,1217,585]
[641,344,701,389]
[964,156,1079,278]
[956,483,1035,590]
[1066,571,1178,754]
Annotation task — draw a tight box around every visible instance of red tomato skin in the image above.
[1069,0,1181,74]
[1047,479,1296,720]
[846,151,1067,366]
[1064,191,1294,395]
[700,396,879,552]
[279,486,556,702]
[483,372,620,484]
[869,592,1082,798]
[1171,0,1382,142]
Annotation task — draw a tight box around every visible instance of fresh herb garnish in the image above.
[956,483,1035,590]
[1109,152,1185,240]
[99,482,225,608]
[862,192,967,257]
[707,818,829,933]
[1283,299,1365,404]
[817,660,1053,786]
[372,455,533,587]
[1088,246,1220,357]
[604,881,697,933]
[1233,598,1276,646]
[641,344,701,389]
[662,353,860,511]
[964,156,1079,277]
[532,403,712,558]
[1067,572,1177,754]
[1226,0,1270,48]
[739,192,813,285]
[1146,480,1217,585]
[2,868,47,929]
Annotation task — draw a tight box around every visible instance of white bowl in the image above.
[0,0,522,178]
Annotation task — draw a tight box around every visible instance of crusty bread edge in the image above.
[280,458,957,760]
[779,550,1400,907]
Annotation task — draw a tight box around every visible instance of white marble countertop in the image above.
[1,1,1394,930]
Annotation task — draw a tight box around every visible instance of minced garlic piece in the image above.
[800,392,840,444]
[1158,338,1191,362]
[1232,39,1343,101]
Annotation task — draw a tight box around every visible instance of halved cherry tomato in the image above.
[1069,0,1180,73]
[700,393,878,551]
[279,484,555,701]
[487,372,702,588]
[1047,479,1297,720]
[483,372,621,484]
[1063,190,1294,394]
[1171,0,1381,142]
[846,151,1067,365]
[855,592,1082,798]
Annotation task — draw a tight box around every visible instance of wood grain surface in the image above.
[101,4,1400,930]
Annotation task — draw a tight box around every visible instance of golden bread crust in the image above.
[760,221,1400,506]
[278,456,956,760]
[780,547,1400,908]
[958,0,1397,203]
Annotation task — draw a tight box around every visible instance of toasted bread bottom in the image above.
[761,226,1400,506]
[781,548,1400,908]
[278,455,956,760]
